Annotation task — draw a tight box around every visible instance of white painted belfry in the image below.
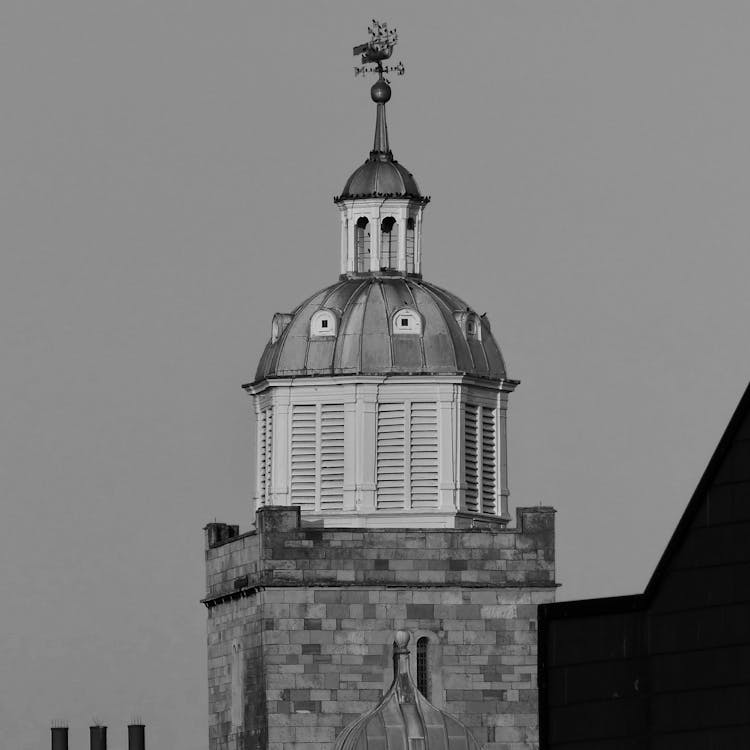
[248,376,516,528]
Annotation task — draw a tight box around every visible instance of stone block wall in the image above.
[204,506,556,750]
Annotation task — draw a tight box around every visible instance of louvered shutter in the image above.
[290,404,316,511]
[481,407,497,513]
[320,404,345,511]
[464,404,479,511]
[376,403,406,510]
[258,409,273,503]
[258,411,267,501]
[410,402,438,509]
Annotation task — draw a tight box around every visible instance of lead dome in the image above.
[255,277,505,382]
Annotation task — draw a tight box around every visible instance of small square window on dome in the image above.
[310,310,337,337]
[392,308,422,335]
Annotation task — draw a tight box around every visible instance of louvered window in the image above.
[481,408,497,513]
[290,405,316,512]
[376,401,438,511]
[290,403,345,512]
[320,404,345,511]
[376,403,405,510]
[464,405,479,512]
[410,402,438,509]
[464,403,498,513]
[258,409,273,504]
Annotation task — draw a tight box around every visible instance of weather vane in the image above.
[353,20,405,81]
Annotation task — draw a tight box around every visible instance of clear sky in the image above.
[2,2,750,749]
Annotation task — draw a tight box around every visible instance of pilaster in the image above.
[355,382,379,513]
[270,388,290,505]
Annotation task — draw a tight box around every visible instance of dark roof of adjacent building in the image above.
[538,381,750,749]
[253,276,508,383]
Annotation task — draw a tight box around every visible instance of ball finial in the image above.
[371,79,392,104]
[394,630,410,649]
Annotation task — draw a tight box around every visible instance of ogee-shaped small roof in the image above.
[335,632,483,750]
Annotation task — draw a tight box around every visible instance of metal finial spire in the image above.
[353,21,405,158]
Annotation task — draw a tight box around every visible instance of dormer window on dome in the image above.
[271,313,293,344]
[454,310,482,341]
[393,308,421,334]
[310,310,337,337]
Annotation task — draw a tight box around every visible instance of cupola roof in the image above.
[254,277,506,383]
[335,632,482,750]
[339,155,423,202]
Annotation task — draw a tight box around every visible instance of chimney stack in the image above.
[90,724,107,750]
[51,724,68,750]
[128,722,145,750]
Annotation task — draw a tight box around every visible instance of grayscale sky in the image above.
[2,2,750,749]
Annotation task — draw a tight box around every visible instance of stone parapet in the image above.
[204,506,555,605]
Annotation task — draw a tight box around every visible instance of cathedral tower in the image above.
[204,22,555,750]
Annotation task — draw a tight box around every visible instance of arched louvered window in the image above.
[355,217,371,272]
[416,637,429,699]
[380,216,397,269]
[405,217,415,273]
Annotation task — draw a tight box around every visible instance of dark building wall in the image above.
[539,386,750,750]
[540,600,648,749]
[205,505,556,750]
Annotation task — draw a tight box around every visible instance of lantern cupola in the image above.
[334,23,429,277]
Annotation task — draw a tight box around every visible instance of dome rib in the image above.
[412,280,466,373]
[332,278,370,373]
[402,278,427,369]
[377,279,397,370]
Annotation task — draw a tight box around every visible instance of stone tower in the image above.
[204,22,556,750]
